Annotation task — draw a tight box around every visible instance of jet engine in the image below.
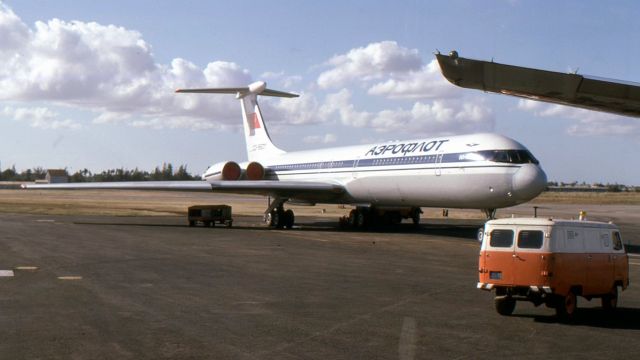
[245,161,265,180]
[206,161,242,181]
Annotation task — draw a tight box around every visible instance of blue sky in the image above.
[0,0,638,184]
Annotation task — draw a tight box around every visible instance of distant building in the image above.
[46,169,69,184]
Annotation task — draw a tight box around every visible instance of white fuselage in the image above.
[205,133,547,209]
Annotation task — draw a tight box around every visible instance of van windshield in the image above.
[518,230,544,249]
[490,229,514,248]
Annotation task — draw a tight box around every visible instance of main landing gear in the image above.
[264,198,295,229]
[346,206,422,229]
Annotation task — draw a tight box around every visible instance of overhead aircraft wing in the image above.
[436,51,640,117]
[22,179,346,201]
[22,181,214,191]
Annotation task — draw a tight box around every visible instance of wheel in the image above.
[188,220,195,227]
[265,211,275,227]
[555,290,578,320]
[204,221,211,227]
[348,210,357,227]
[355,209,367,228]
[273,210,284,229]
[601,286,618,311]
[494,296,516,316]
[226,221,233,228]
[283,209,295,229]
[210,221,215,227]
[412,208,421,225]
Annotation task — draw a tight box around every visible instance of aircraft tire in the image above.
[284,209,295,229]
[355,209,367,228]
[273,210,284,229]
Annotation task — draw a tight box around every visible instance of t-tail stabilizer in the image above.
[176,81,298,162]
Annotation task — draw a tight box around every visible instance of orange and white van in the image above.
[478,217,629,319]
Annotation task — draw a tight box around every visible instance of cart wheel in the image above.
[227,221,233,228]
[188,221,195,227]
[494,296,516,316]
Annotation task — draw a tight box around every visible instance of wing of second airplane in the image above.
[22,180,346,201]
[436,51,640,118]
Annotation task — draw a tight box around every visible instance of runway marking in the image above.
[398,317,417,360]
[0,270,15,277]
[58,276,83,281]
[35,219,55,223]
[15,266,38,271]
[630,262,640,266]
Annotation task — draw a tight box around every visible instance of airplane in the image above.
[23,80,548,228]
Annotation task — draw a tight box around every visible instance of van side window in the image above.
[518,230,544,249]
[490,229,514,248]
[613,232,623,251]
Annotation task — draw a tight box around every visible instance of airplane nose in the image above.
[512,164,547,202]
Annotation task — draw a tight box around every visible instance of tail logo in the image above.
[248,112,261,136]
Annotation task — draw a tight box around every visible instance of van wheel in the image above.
[556,291,578,321]
[601,286,618,311]
[495,296,516,316]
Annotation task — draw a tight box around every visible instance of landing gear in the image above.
[482,208,497,219]
[347,206,422,229]
[264,198,295,229]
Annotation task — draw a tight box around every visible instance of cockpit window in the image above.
[473,150,539,165]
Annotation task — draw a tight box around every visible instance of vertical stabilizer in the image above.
[240,93,285,161]
[176,81,298,162]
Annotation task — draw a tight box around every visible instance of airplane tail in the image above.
[176,81,298,162]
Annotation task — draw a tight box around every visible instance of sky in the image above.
[0,0,638,185]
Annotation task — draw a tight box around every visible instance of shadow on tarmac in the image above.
[513,307,640,330]
[72,217,484,240]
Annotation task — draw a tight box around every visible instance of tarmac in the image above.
[0,212,639,359]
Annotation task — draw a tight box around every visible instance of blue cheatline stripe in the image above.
[267,152,505,173]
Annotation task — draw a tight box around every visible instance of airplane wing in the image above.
[435,51,640,118]
[22,181,214,191]
[22,180,346,201]
[208,180,345,200]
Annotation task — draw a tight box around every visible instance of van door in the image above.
[513,229,547,286]
[483,228,516,285]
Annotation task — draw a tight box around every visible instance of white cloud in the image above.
[319,89,494,136]
[0,4,257,130]
[2,106,80,129]
[303,133,337,144]
[517,99,640,136]
[317,41,422,89]
[367,59,457,99]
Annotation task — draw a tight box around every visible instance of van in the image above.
[477,217,629,319]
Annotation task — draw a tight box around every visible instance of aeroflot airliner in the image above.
[24,81,548,228]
